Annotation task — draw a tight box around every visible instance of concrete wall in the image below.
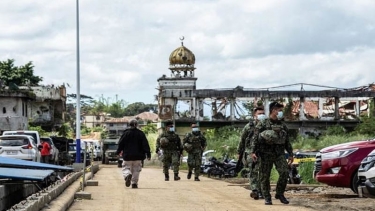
[0,97,28,131]
[0,183,38,211]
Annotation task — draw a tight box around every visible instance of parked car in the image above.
[0,135,40,162]
[68,143,91,166]
[40,137,59,164]
[358,149,375,198]
[314,139,375,193]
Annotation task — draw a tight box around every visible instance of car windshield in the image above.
[0,138,28,146]
[5,132,37,143]
[107,145,118,150]
[69,145,76,151]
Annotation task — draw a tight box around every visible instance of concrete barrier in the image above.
[7,164,99,211]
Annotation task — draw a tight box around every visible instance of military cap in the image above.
[164,120,173,127]
[269,102,283,111]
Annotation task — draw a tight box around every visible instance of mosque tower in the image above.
[157,37,201,123]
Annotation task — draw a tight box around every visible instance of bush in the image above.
[325,125,346,136]
[299,161,318,184]
[354,116,375,137]
[205,126,241,159]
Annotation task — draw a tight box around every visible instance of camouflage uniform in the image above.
[251,118,293,200]
[156,131,183,175]
[236,120,261,193]
[183,132,207,178]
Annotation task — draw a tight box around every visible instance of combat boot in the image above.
[194,177,200,181]
[250,190,259,200]
[187,171,192,179]
[174,173,180,181]
[258,191,264,199]
[275,194,289,204]
[164,174,169,181]
[264,197,273,205]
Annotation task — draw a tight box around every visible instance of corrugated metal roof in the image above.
[0,167,54,181]
[0,157,73,171]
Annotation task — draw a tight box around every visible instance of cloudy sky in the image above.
[1,0,374,105]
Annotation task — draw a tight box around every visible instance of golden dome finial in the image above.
[180,36,184,46]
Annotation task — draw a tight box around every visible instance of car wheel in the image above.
[350,171,359,194]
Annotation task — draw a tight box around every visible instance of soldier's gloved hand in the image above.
[251,153,257,162]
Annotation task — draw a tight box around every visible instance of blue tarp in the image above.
[0,157,73,171]
[0,167,54,181]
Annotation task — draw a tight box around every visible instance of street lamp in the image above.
[75,0,82,164]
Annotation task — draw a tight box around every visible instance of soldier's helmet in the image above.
[259,130,279,145]
[160,137,169,147]
[183,142,193,152]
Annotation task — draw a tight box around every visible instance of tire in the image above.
[350,171,359,194]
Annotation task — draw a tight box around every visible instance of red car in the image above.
[314,139,375,193]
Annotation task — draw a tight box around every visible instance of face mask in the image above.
[168,127,175,132]
[257,114,266,121]
[192,127,200,132]
[277,111,283,119]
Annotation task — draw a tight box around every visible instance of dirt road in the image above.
[68,165,314,211]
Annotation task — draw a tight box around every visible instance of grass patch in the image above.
[299,161,319,184]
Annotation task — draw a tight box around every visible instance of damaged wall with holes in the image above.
[0,85,66,132]
[25,85,66,131]
[0,96,29,131]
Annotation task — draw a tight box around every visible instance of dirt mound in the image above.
[81,132,101,140]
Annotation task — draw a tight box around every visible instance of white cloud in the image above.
[0,0,375,104]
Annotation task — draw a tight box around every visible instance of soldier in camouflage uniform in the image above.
[251,102,294,205]
[236,107,266,200]
[183,122,207,181]
[156,120,183,181]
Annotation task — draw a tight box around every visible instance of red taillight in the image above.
[22,144,32,149]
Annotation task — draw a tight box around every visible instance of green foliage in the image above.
[292,134,372,151]
[28,125,47,136]
[0,59,43,86]
[57,123,72,137]
[299,161,319,184]
[205,126,241,159]
[270,167,279,183]
[100,130,108,140]
[325,125,346,136]
[146,133,158,153]
[92,127,104,132]
[123,102,158,116]
[80,125,91,135]
[141,123,157,135]
[354,116,375,137]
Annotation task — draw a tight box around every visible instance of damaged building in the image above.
[156,39,375,135]
[0,85,67,132]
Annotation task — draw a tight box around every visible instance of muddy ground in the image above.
[220,177,375,211]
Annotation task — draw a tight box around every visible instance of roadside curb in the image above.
[9,164,99,211]
[42,164,100,211]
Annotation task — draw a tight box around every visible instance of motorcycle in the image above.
[206,156,238,178]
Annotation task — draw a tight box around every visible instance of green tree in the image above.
[141,123,157,135]
[354,116,375,137]
[123,102,158,116]
[0,59,43,86]
[58,123,72,137]
[28,125,47,136]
